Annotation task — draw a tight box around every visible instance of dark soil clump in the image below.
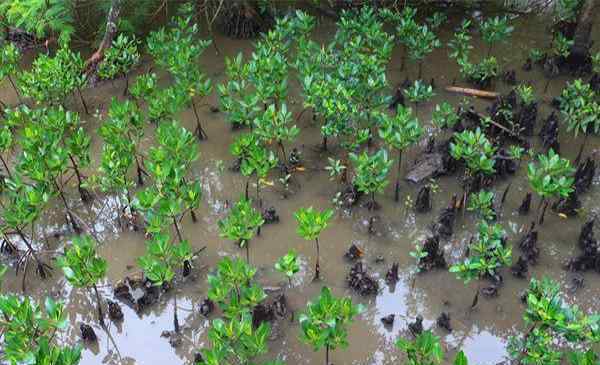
[80,323,97,342]
[436,312,452,332]
[414,185,432,213]
[518,222,540,264]
[347,261,379,296]
[418,235,446,271]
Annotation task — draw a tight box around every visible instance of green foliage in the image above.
[0,0,74,44]
[57,235,107,289]
[0,294,80,365]
[275,250,300,284]
[567,350,599,365]
[138,233,192,286]
[0,43,20,81]
[480,16,514,52]
[450,128,496,175]
[516,84,536,106]
[448,20,473,61]
[299,286,363,355]
[403,80,435,106]
[396,330,444,365]
[218,197,264,249]
[19,46,85,106]
[508,277,600,365]
[450,220,511,283]
[2,177,49,233]
[467,190,496,221]
[554,0,582,23]
[218,54,261,127]
[527,149,575,199]
[559,79,599,136]
[325,158,346,181]
[97,34,140,81]
[254,103,299,148]
[377,106,423,152]
[295,207,334,241]
[552,33,574,58]
[592,52,600,74]
[135,121,201,234]
[350,149,393,199]
[432,102,460,130]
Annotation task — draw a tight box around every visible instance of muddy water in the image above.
[2,9,600,365]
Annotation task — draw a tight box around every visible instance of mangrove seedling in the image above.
[275,249,300,287]
[97,34,140,95]
[377,106,423,202]
[58,235,108,327]
[138,232,193,334]
[508,277,600,365]
[449,220,512,284]
[558,79,599,160]
[295,207,334,280]
[467,190,496,221]
[432,102,460,132]
[406,24,441,80]
[396,330,444,365]
[0,42,22,105]
[19,45,89,113]
[239,139,278,203]
[299,286,363,365]
[325,158,347,184]
[218,197,265,263]
[350,148,393,209]
[0,294,81,365]
[516,84,536,106]
[178,67,212,140]
[0,126,14,178]
[403,80,434,117]
[218,53,261,128]
[254,103,299,167]
[527,149,575,224]
[479,16,514,57]
[543,33,574,92]
[450,128,496,200]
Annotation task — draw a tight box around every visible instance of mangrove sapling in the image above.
[218,53,261,128]
[239,140,279,203]
[97,34,140,95]
[405,24,441,80]
[450,128,497,206]
[325,158,347,184]
[0,43,22,105]
[254,103,299,168]
[299,286,363,365]
[527,149,575,224]
[544,33,574,92]
[403,80,434,117]
[349,149,393,209]
[508,277,600,365]
[58,235,108,327]
[376,106,424,202]
[396,330,443,365]
[295,207,334,281]
[558,79,599,161]
[19,45,89,113]
[177,68,212,140]
[567,350,599,365]
[0,126,14,179]
[2,177,52,279]
[449,220,512,304]
[201,257,279,365]
[515,84,537,136]
[432,102,460,135]
[147,85,187,125]
[129,72,158,107]
[480,16,514,58]
[467,190,496,221]
[218,197,264,263]
[138,233,193,334]
[136,121,202,239]
[0,293,81,365]
[100,98,145,188]
[275,250,300,287]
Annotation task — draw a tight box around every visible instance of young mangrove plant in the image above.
[450,220,512,299]
[254,103,299,167]
[480,16,514,58]
[508,277,600,365]
[350,148,393,209]
[295,207,334,281]
[397,330,469,365]
[406,23,442,80]
[403,80,434,117]
[19,45,89,113]
[218,197,264,263]
[138,232,192,334]
[58,235,108,327]
[275,249,300,287]
[527,149,575,224]
[558,79,599,160]
[432,102,460,134]
[97,34,140,95]
[0,42,22,106]
[376,106,423,202]
[467,190,496,221]
[200,257,277,365]
[136,120,201,239]
[299,286,363,365]
[2,177,51,279]
[0,293,81,364]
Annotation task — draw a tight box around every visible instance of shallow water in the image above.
[1,8,600,365]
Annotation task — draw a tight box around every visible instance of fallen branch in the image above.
[445,86,499,99]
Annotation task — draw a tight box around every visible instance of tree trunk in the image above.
[314,237,321,281]
[85,0,122,68]
[93,284,106,327]
[570,0,596,63]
